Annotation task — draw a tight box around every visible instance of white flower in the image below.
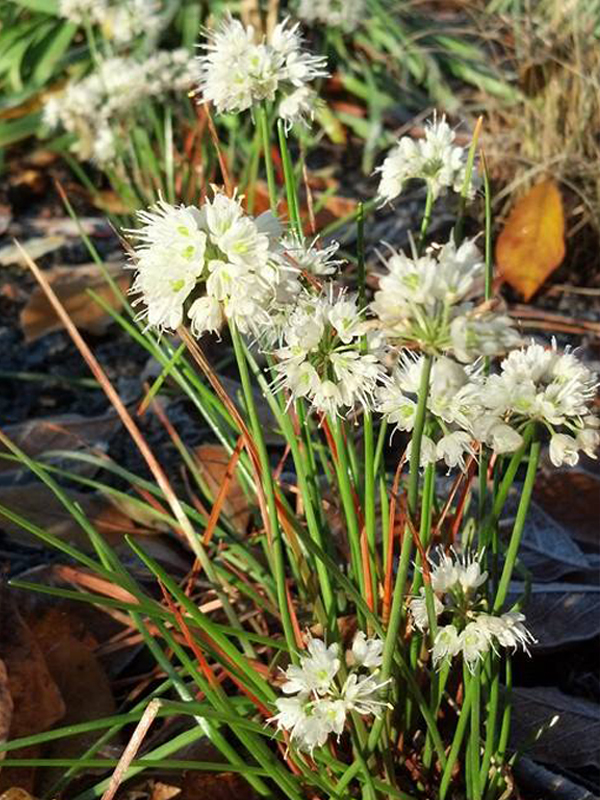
[457,551,488,593]
[269,694,345,754]
[297,0,365,32]
[479,340,599,461]
[281,233,343,276]
[432,238,484,304]
[432,624,461,668]
[279,86,320,131]
[377,114,477,204]
[351,632,384,669]
[196,16,327,122]
[281,636,340,696]
[549,433,579,467]
[127,191,288,336]
[459,621,491,671]
[271,632,392,754]
[426,547,487,597]
[408,588,444,632]
[477,612,536,654]
[450,313,522,364]
[43,49,197,164]
[436,431,475,470]
[429,549,460,594]
[372,237,517,363]
[407,434,438,467]
[189,296,224,337]
[576,424,600,459]
[273,287,384,415]
[342,673,391,717]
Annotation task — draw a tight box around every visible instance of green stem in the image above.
[229,324,296,655]
[469,663,482,800]
[439,676,476,800]
[418,186,434,254]
[331,417,365,600]
[258,104,277,211]
[367,355,433,749]
[277,118,302,236]
[479,424,534,552]
[480,655,500,788]
[493,435,541,612]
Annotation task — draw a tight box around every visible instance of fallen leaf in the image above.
[0,590,65,793]
[0,660,13,761]
[511,687,600,769]
[514,756,596,800]
[92,190,136,215]
[0,484,138,548]
[194,445,251,535]
[21,606,116,795]
[501,498,592,581]
[180,772,256,800]
[20,262,129,341]
[0,237,66,268]
[0,411,120,476]
[0,791,38,800]
[534,471,600,551]
[496,179,565,300]
[509,581,600,648]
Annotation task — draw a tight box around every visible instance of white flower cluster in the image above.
[377,115,477,205]
[196,16,327,130]
[43,50,197,164]
[270,632,389,753]
[372,236,520,362]
[273,286,385,415]
[408,549,535,672]
[479,340,600,467]
[297,0,365,32]
[128,192,294,336]
[377,352,524,470]
[59,0,163,44]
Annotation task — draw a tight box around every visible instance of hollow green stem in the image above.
[258,104,277,211]
[331,417,365,600]
[368,354,433,748]
[277,118,302,236]
[493,434,541,612]
[418,186,434,254]
[229,324,296,655]
[439,675,476,800]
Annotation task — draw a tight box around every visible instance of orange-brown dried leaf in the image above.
[194,444,252,535]
[496,179,565,301]
[25,606,116,793]
[0,591,65,793]
[20,262,129,342]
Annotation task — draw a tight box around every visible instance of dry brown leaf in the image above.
[25,606,117,794]
[534,470,600,551]
[0,411,120,476]
[0,660,13,761]
[194,444,251,535]
[180,772,256,800]
[0,590,65,793]
[0,790,38,800]
[496,179,565,301]
[0,236,66,268]
[0,483,139,548]
[20,262,129,342]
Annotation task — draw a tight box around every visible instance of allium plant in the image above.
[113,96,599,799]
[3,22,599,800]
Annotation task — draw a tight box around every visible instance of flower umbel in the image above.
[377,113,478,204]
[196,16,327,129]
[270,632,390,754]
